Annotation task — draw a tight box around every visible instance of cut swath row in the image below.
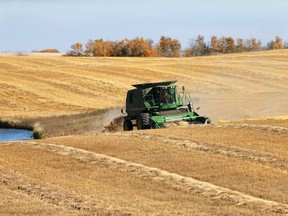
[9,141,288,214]
[107,132,288,172]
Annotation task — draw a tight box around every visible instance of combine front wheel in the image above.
[123,120,133,131]
[137,113,151,130]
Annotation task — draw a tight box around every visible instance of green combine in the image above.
[123,80,211,131]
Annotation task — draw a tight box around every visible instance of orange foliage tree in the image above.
[267,36,284,50]
[157,36,181,57]
[66,42,85,56]
[130,37,155,57]
[92,39,113,57]
[71,42,83,53]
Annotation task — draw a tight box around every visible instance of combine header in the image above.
[123,80,211,131]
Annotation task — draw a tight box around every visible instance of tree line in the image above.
[67,35,287,57]
[184,35,286,57]
[67,36,181,57]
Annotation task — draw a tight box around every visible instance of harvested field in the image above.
[1,143,272,216]
[224,116,288,128]
[1,50,288,215]
[0,182,77,216]
[1,50,288,121]
[45,120,288,206]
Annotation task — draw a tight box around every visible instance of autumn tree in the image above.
[142,39,158,57]
[218,36,227,54]
[92,39,114,56]
[112,39,132,56]
[236,38,245,52]
[71,42,83,53]
[225,37,235,53]
[85,39,95,56]
[251,38,262,51]
[157,36,169,56]
[267,36,284,50]
[187,35,207,56]
[209,35,220,54]
[92,39,104,56]
[157,36,181,57]
[274,36,283,49]
[244,38,262,51]
[67,42,85,56]
[129,37,155,57]
[186,35,236,56]
[170,39,182,57]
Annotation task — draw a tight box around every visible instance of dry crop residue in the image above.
[106,131,288,171]
[7,140,288,215]
[1,50,288,215]
[1,50,288,120]
[1,142,269,216]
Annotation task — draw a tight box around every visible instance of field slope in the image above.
[0,50,287,120]
[0,50,288,215]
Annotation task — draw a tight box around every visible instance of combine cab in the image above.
[123,80,211,131]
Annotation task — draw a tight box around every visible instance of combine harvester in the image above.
[123,80,211,131]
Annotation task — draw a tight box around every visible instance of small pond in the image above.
[0,129,33,142]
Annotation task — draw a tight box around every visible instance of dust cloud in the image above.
[185,86,288,123]
[90,108,124,133]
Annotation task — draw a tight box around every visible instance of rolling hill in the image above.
[0,50,287,120]
[0,50,287,215]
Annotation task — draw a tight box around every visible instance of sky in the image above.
[0,0,287,52]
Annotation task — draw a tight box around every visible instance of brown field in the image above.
[1,50,287,120]
[0,50,288,215]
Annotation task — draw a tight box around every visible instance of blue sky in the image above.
[0,0,287,52]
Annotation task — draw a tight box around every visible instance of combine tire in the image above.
[192,117,211,125]
[123,120,133,131]
[192,121,204,124]
[205,118,211,124]
[137,113,151,130]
